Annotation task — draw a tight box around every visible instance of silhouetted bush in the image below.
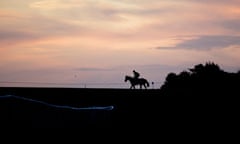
[160,62,239,98]
[159,62,239,125]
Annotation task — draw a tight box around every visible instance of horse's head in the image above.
[124,75,131,82]
[124,75,128,82]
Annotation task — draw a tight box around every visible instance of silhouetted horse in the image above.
[124,75,150,89]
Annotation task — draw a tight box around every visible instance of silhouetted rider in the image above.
[133,70,140,79]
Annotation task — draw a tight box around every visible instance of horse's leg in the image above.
[145,83,147,89]
[130,85,134,89]
[133,84,136,89]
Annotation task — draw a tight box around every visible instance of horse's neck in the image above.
[127,76,133,80]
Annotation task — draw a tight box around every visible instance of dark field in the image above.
[0,87,159,129]
[1,87,237,131]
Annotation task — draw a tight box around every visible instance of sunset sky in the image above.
[1,0,240,88]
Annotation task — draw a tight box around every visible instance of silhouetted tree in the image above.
[165,72,177,84]
[160,62,239,98]
[159,62,239,125]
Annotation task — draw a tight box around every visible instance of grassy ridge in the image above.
[1,87,164,129]
[0,87,161,106]
[1,87,236,130]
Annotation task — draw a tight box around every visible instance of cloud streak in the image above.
[75,67,113,72]
[156,35,240,50]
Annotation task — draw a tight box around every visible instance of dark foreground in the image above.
[0,87,238,131]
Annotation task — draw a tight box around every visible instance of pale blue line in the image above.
[0,95,114,111]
